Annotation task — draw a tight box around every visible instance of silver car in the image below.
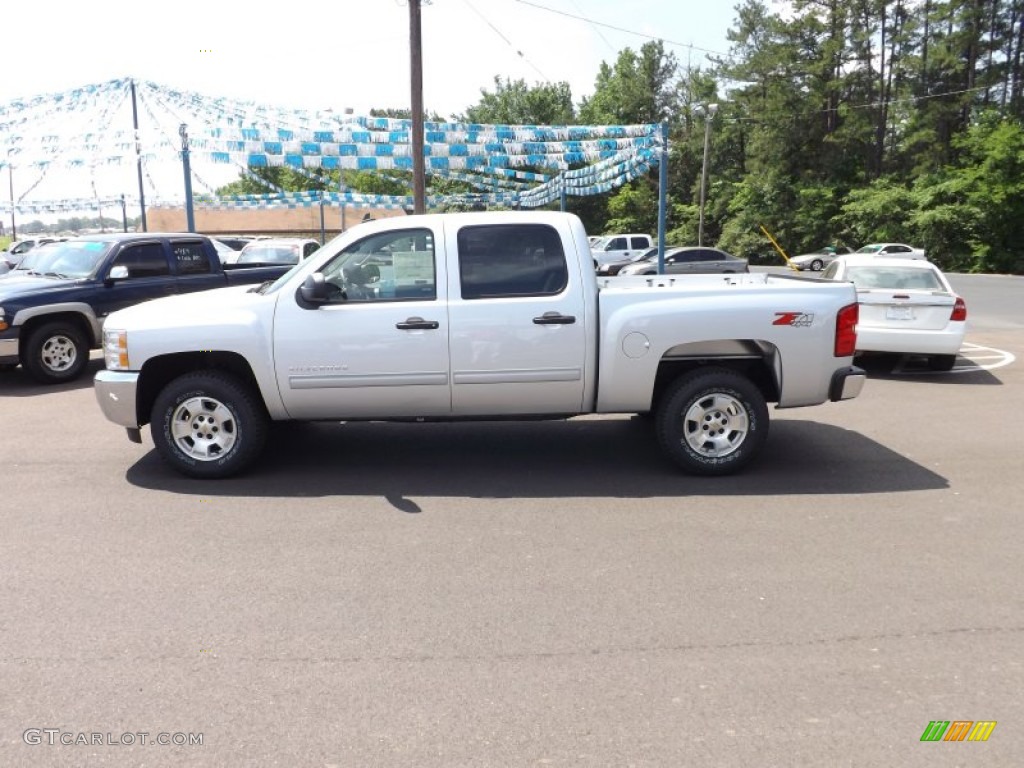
[617,246,749,276]
[788,246,851,272]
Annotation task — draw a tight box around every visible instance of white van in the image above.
[590,233,653,267]
[2,237,59,269]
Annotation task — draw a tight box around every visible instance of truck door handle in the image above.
[395,317,439,330]
[533,312,576,325]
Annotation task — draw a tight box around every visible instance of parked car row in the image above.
[789,243,927,271]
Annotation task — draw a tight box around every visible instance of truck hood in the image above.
[105,283,270,331]
[0,274,85,300]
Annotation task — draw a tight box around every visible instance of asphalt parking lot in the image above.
[1,273,1022,767]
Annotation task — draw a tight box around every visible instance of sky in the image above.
[2,0,739,115]
[1,0,741,217]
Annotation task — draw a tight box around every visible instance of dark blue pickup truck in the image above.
[0,232,301,383]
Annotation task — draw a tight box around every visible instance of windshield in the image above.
[11,245,61,273]
[237,244,301,265]
[24,240,113,278]
[854,244,884,254]
[635,247,661,262]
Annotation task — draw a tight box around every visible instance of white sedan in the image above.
[854,242,927,260]
[821,255,966,371]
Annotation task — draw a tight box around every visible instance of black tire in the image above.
[928,354,957,372]
[810,259,824,271]
[656,368,769,475]
[151,371,268,479]
[21,321,89,384]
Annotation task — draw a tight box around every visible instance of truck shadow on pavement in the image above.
[125,416,947,504]
[0,357,104,396]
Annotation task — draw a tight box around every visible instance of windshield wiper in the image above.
[43,271,70,278]
[249,280,273,294]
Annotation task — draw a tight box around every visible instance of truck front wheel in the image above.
[22,321,89,384]
[151,371,268,479]
[656,368,769,475]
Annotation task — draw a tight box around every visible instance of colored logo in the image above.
[920,721,997,742]
[772,311,815,327]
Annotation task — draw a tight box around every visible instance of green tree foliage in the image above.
[912,112,1024,272]
[576,41,680,236]
[462,77,576,125]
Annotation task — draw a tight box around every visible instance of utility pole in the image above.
[179,124,195,233]
[409,0,426,214]
[698,103,718,247]
[6,154,14,241]
[130,79,148,232]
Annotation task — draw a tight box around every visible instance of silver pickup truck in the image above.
[95,211,865,479]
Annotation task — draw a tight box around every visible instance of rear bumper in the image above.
[829,365,866,401]
[94,370,141,430]
[856,325,965,356]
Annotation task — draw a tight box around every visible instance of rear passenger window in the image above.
[172,241,212,275]
[458,224,568,299]
[630,236,648,249]
[112,243,170,278]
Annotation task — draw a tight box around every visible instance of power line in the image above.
[513,0,732,59]
[569,0,616,54]
[461,0,550,81]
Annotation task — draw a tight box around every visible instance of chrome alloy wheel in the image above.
[682,393,750,458]
[170,396,238,461]
[40,334,78,372]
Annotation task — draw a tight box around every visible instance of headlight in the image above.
[103,328,130,370]
[0,307,7,332]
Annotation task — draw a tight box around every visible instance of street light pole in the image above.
[698,103,718,247]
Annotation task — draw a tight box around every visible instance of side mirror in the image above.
[108,265,129,280]
[299,273,329,304]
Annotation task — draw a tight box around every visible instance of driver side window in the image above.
[320,228,436,303]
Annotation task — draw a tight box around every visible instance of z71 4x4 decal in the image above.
[773,311,815,327]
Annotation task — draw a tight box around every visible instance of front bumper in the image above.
[0,334,20,364]
[94,370,142,439]
[829,365,867,401]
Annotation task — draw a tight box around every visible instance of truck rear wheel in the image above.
[151,371,268,479]
[656,368,768,475]
[22,321,89,384]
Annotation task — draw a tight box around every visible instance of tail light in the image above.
[951,297,967,321]
[835,303,859,357]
